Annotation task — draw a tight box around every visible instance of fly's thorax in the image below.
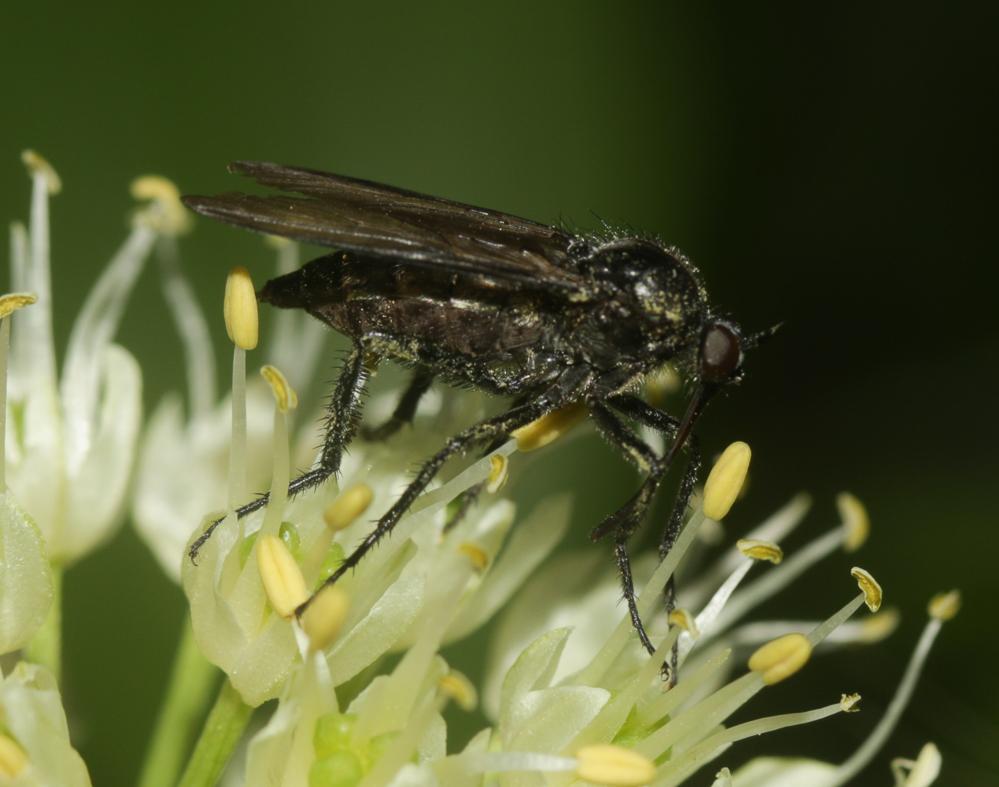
[572,238,708,369]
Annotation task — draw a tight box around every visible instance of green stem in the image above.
[138,619,218,787]
[25,563,61,681]
[177,677,253,787]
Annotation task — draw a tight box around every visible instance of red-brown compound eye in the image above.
[700,320,744,383]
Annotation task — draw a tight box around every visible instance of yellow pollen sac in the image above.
[0,292,37,319]
[260,365,299,412]
[300,585,350,651]
[458,543,489,572]
[860,608,901,642]
[257,534,309,618]
[0,732,28,778]
[223,266,259,351]
[323,484,374,532]
[840,692,862,712]
[736,538,783,564]
[439,671,478,712]
[928,590,961,621]
[511,402,588,452]
[851,567,883,612]
[130,175,192,235]
[748,633,812,686]
[575,744,656,787]
[702,441,752,520]
[486,454,509,493]
[837,492,870,552]
[668,608,699,636]
[21,149,61,194]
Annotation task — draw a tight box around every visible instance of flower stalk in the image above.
[177,678,253,787]
[137,621,218,787]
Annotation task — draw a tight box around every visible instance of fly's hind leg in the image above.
[360,366,434,441]
[188,342,373,562]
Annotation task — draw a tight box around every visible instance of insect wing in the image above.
[184,162,585,293]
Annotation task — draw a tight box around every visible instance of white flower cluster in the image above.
[0,156,960,787]
[0,155,191,785]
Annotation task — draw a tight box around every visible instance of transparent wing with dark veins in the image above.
[183,161,586,293]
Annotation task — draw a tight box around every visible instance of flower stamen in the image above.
[702,441,751,520]
[575,744,656,787]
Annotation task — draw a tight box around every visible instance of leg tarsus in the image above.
[189,344,372,563]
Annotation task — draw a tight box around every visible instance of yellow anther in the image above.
[300,585,350,652]
[223,266,259,350]
[458,543,489,572]
[575,744,656,787]
[0,292,37,319]
[702,441,751,520]
[439,671,478,712]
[851,567,883,612]
[748,633,812,686]
[840,692,862,712]
[130,175,192,235]
[511,402,588,452]
[257,534,309,618]
[928,590,961,621]
[323,484,374,532]
[21,149,61,194]
[837,492,869,552]
[486,454,509,493]
[260,365,298,412]
[860,608,901,642]
[737,538,783,564]
[668,607,699,637]
[0,732,28,778]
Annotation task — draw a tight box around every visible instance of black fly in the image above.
[183,161,773,659]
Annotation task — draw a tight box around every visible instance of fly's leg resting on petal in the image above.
[188,342,372,562]
[360,365,434,442]
[296,368,589,615]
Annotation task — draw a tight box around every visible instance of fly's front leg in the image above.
[609,393,702,684]
[607,394,702,559]
[588,400,667,542]
[587,399,668,655]
[360,366,434,441]
[188,342,373,562]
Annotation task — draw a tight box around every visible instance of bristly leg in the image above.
[360,366,434,441]
[587,400,672,656]
[188,342,372,562]
[296,368,590,615]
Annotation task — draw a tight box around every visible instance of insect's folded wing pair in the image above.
[182,161,586,294]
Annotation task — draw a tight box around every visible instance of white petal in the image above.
[448,496,571,642]
[505,685,609,755]
[59,345,142,562]
[0,662,92,787]
[731,757,836,787]
[0,491,53,654]
[60,226,155,472]
[497,627,572,725]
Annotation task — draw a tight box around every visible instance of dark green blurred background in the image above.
[1,2,996,784]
